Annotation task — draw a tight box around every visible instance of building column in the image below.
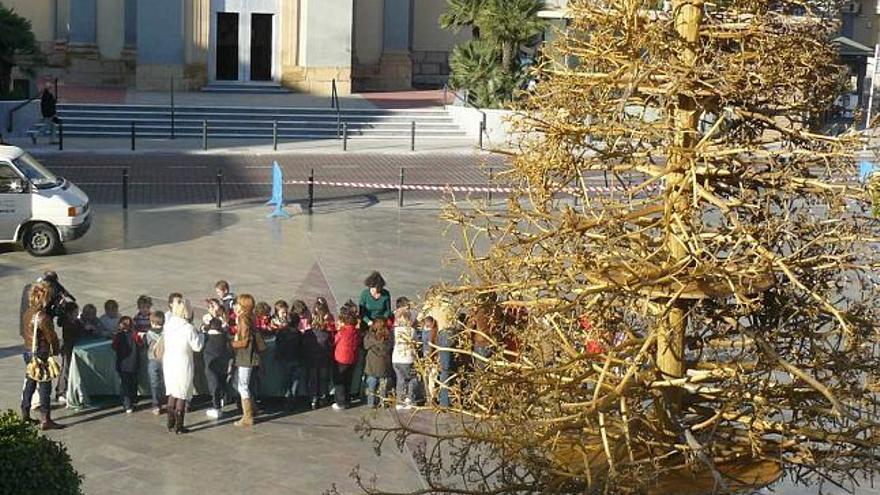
[378,0,412,90]
[183,0,210,88]
[289,0,354,95]
[68,0,97,45]
[136,0,185,89]
[96,0,125,59]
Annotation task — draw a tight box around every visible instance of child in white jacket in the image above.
[391,308,417,409]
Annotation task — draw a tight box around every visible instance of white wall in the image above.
[299,0,354,67]
[353,0,383,65]
[446,104,524,150]
[97,0,125,59]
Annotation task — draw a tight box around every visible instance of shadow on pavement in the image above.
[64,205,242,253]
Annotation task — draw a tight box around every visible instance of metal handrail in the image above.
[7,78,59,133]
[331,79,339,110]
[6,96,39,133]
[331,79,343,137]
[442,83,488,147]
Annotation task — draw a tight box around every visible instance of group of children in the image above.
[62,280,436,420]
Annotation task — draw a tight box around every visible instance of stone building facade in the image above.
[5,0,471,95]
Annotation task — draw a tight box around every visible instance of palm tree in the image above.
[441,0,547,107]
[439,0,485,38]
[477,0,546,72]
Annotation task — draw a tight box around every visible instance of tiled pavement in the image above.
[0,203,465,495]
[32,151,509,205]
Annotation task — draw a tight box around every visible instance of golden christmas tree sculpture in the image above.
[349,0,880,493]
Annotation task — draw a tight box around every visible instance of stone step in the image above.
[58,104,449,116]
[46,102,466,139]
[46,123,463,132]
[54,114,457,127]
[201,83,291,94]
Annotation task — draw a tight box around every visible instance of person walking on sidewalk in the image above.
[33,83,59,145]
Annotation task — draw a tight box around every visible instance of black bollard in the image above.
[479,120,485,150]
[130,121,136,151]
[216,170,223,208]
[122,169,129,209]
[273,120,278,151]
[307,168,314,212]
[487,167,493,205]
[58,122,64,151]
[410,121,416,151]
[398,167,405,207]
[202,120,208,151]
[343,123,348,151]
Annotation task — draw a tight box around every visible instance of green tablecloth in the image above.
[66,336,290,408]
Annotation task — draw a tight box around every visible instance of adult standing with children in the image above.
[162,297,204,434]
[232,294,260,427]
[20,281,64,430]
[354,271,392,400]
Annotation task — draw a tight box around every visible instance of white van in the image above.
[0,146,90,256]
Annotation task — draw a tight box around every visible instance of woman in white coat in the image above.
[162,298,204,434]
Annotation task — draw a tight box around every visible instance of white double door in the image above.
[210,0,280,83]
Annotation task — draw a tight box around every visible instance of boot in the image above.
[166,397,176,432]
[175,408,188,435]
[234,398,254,427]
[39,410,64,431]
[20,408,38,425]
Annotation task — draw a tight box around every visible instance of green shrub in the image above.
[0,410,83,495]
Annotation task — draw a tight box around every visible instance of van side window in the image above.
[0,163,23,193]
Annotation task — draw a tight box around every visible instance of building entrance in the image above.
[216,13,240,81]
[250,14,273,81]
[209,0,280,84]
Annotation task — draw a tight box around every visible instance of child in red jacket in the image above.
[331,306,360,410]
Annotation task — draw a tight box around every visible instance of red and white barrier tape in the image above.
[282,179,623,195]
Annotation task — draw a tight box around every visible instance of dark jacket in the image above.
[302,328,332,368]
[21,308,60,354]
[276,325,303,362]
[202,316,230,363]
[40,90,57,118]
[364,331,392,378]
[112,331,140,373]
[60,316,86,351]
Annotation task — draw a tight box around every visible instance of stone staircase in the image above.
[30,103,467,140]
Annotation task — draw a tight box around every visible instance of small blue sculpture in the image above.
[267,161,290,218]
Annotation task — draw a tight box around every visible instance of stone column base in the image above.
[136,64,184,90]
[136,64,208,91]
[352,53,412,92]
[281,66,352,96]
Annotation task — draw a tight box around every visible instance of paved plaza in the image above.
[0,200,467,495]
[0,147,874,495]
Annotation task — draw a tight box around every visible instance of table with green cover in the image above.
[65,336,290,408]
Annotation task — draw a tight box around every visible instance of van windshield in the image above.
[12,152,60,189]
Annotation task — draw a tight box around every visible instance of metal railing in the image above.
[7,78,58,133]
[331,78,343,139]
[442,83,488,150]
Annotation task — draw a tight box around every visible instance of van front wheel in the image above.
[24,223,60,256]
